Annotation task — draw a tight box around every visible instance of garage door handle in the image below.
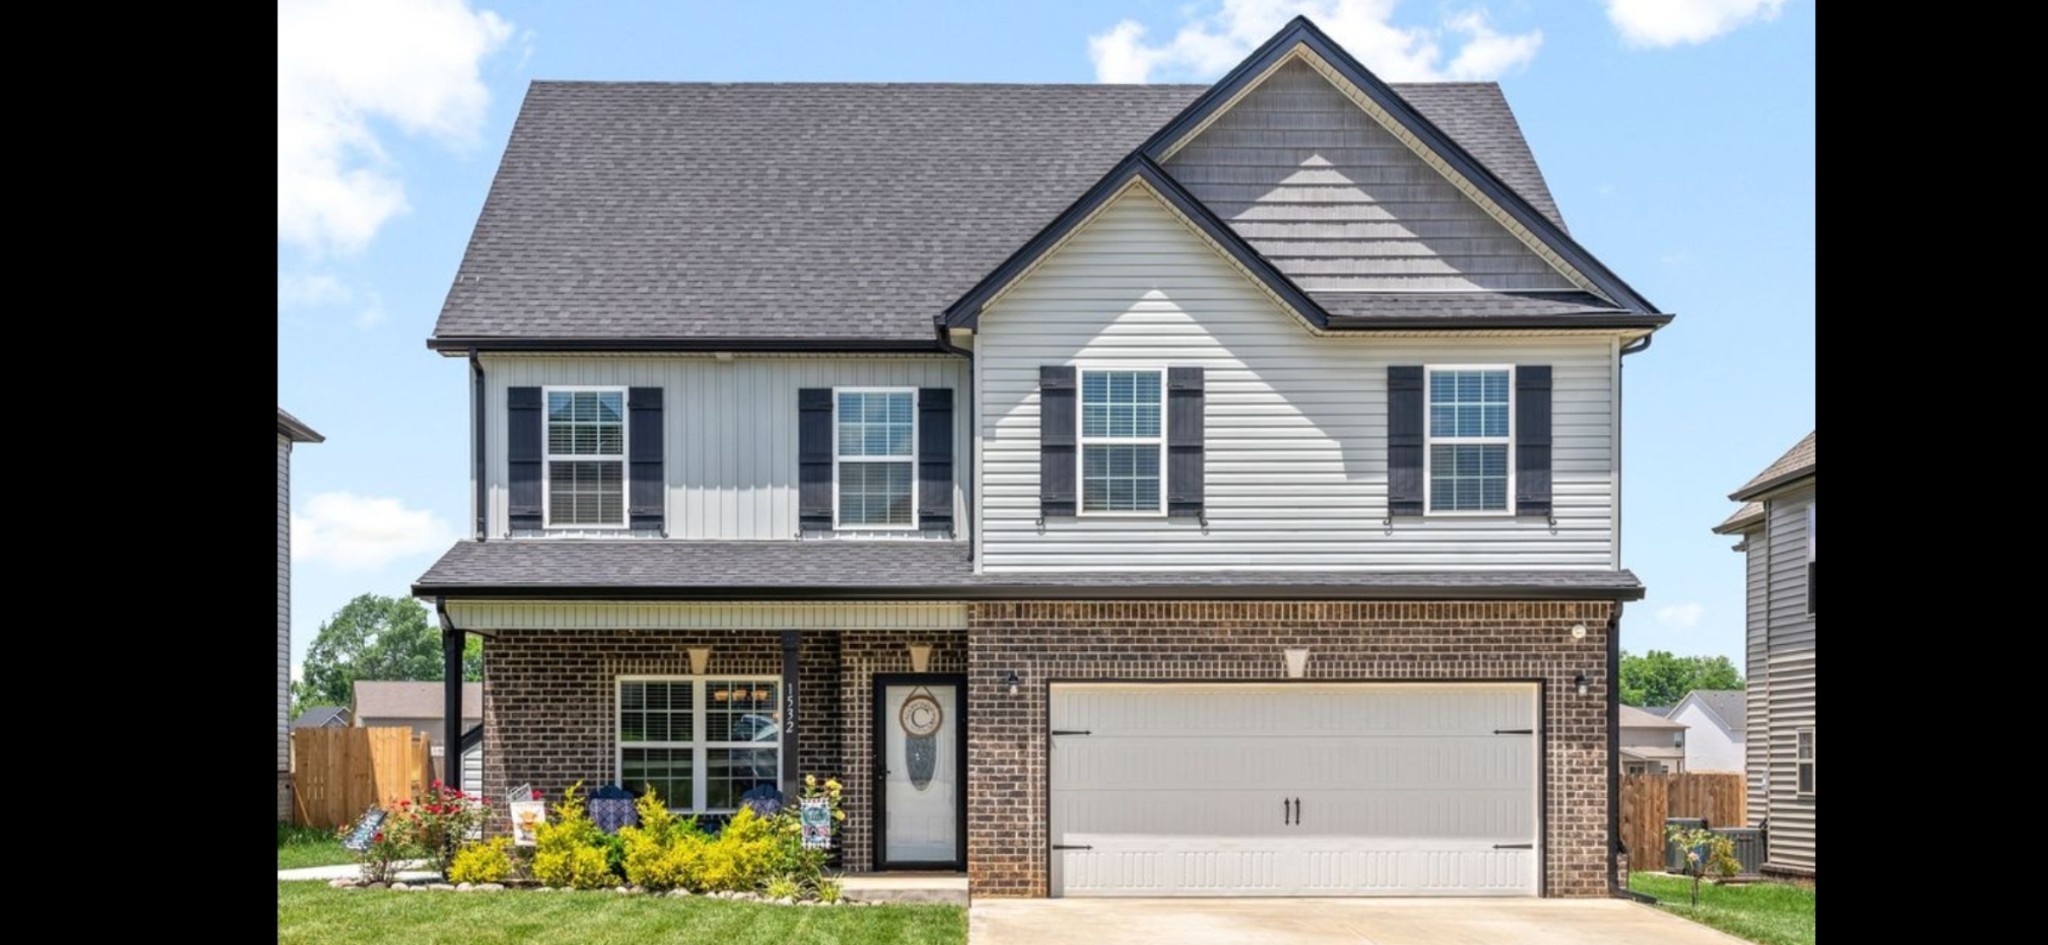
[1282,798,1290,825]
[1050,729,1092,736]
[1293,797,1301,826]
[1493,729,1534,735]
[1052,844,1093,851]
[1493,843,1533,850]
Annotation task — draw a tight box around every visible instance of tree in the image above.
[1618,650,1742,708]
[292,594,483,715]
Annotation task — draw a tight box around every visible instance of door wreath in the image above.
[900,688,944,790]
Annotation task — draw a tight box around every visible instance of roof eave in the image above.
[1326,313,1674,331]
[414,581,1646,602]
[277,409,324,443]
[1728,466,1817,502]
[427,336,949,355]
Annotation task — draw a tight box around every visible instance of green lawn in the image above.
[278,823,353,870]
[278,882,966,945]
[1629,872,1814,945]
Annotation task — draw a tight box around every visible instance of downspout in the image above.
[1613,331,1654,901]
[470,351,487,541]
[934,326,975,562]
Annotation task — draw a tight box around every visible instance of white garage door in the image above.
[1049,682,1539,897]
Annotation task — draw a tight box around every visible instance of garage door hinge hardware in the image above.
[1052,844,1093,851]
[1493,728,1534,734]
[1050,729,1092,736]
[1492,843,1534,850]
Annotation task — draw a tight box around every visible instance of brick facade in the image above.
[964,600,1617,898]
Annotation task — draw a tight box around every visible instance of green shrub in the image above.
[700,806,778,892]
[347,812,417,884]
[815,878,843,904]
[620,788,709,891]
[531,782,619,889]
[764,873,802,901]
[447,838,512,885]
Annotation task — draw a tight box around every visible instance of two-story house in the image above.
[278,407,323,821]
[413,17,1670,899]
[1712,431,1814,878]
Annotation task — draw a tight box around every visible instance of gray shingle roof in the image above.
[291,706,350,728]
[1682,689,1747,731]
[1713,500,1765,535]
[353,681,483,721]
[433,81,1573,347]
[1730,431,1815,500]
[413,540,1643,599]
[1621,704,1685,730]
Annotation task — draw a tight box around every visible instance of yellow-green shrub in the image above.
[447,838,513,884]
[531,782,618,889]
[620,788,708,891]
[699,806,777,892]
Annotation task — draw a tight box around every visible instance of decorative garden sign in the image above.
[800,797,833,850]
[341,807,386,853]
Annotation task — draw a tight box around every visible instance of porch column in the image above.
[443,624,465,789]
[782,630,801,801]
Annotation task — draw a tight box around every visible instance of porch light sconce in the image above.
[688,647,711,675]
[1283,647,1311,680]
[1571,623,1587,640]
[1575,672,1589,697]
[1003,670,1020,696]
[908,644,933,674]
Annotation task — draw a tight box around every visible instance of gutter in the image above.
[470,350,486,541]
[411,582,1649,603]
[428,336,945,355]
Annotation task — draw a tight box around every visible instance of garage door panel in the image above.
[1049,683,1540,897]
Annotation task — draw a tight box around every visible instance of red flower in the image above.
[372,831,384,843]
[531,789,543,800]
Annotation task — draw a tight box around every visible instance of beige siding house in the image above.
[1713,431,1815,877]
[276,408,322,821]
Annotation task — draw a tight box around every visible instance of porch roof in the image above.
[413,540,1645,601]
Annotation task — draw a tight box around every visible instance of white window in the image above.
[618,677,782,812]
[1425,366,1512,514]
[1623,761,1648,776]
[545,388,627,528]
[1079,369,1164,514]
[835,389,917,528]
[1795,727,1815,797]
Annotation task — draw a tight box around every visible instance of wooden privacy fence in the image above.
[292,727,434,829]
[1619,772,1747,869]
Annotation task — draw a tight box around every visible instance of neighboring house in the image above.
[1667,689,1745,774]
[352,680,483,753]
[1618,705,1686,775]
[277,407,323,821]
[1640,705,1673,717]
[291,706,351,729]
[412,17,1672,899]
[1713,431,1815,878]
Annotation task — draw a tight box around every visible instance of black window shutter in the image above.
[798,388,833,532]
[1039,366,1077,518]
[1387,366,1424,516]
[507,387,543,531]
[628,387,664,532]
[918,388,954,534]
[1515,365,1553,518]
[1167,367,1205,520]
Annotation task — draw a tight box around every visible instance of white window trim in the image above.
[542,385,631,530]
[616,674,785,814]
[1075,365,1168,517]
[832,387,919,531]
[1794,727,1815,798]
[1422,364,1516,517]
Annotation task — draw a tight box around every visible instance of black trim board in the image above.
[416,582,1648,603]
[429,336,948,355]
[1327,314,1671,331]
[1134,15,1663,317]
[941,154,1331,332]
[871,673,969,872]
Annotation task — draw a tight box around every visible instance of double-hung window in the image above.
[1425,367,1512,514]
[835,389,916,528]
[1079,369,1164,514]
[545,388,627,527]
[618,677,782,811]
[1795,728,1815,797]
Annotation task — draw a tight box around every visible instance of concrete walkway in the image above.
[971,898,1752,945]
[278,861,435,883]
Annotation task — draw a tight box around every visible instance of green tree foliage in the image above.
[292,594,482,714]
[1619,650,1743,707]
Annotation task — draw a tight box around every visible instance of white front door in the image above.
[879,680,961,867]
[1049,682,1540,897]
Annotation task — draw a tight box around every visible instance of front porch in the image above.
[437,603,970,876]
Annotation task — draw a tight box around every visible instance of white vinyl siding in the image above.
[1761,485,1815,872]
[482,356,969,540]
[1079,369,1164,514]
[975,187,1618,572]
[617,676,782,812]
[277,434,292,819]
[835,389,916,528]
[1743,531,1770,819]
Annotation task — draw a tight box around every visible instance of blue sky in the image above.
[278,0,1813,682]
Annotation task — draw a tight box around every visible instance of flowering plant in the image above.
[389,780,488,878]
[344,815,413,884]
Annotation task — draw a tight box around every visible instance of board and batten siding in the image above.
[1763,484,1814,873]
[1162,59,1575,293]
[277,434,292,820]
[479,356,970,540]
[1743,529,1770,820]
[975,188,1617,571]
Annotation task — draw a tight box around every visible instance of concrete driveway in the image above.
[970,898,1747,945]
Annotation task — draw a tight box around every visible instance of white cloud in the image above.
[278,271,352,309]
[1655,602,1706,629]
[1605,0,1785,49]
[278,0,513,254]
[1086,0,1541,84]
[293,492,456,571]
